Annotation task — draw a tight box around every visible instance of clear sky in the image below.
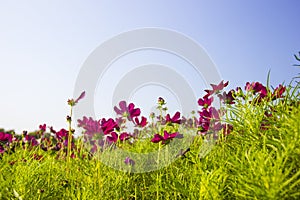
[0,0,299,133]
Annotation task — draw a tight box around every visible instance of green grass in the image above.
[1,82,299,199]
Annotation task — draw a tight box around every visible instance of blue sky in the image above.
[0,1,299,133]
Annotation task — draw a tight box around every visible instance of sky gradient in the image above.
[0,0,299,133]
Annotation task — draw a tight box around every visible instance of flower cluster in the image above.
[0,125,78,157]
[0,78,291,169]
[114,101,147,127]
[77,116,132,152]
[78,101,149,153]
[197,81,233,136]
[151,130,183,144]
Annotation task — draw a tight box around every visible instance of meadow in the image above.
[0,58,299,199]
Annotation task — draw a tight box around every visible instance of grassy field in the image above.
[0,74,299,199]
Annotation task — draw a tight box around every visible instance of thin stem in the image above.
[67,106,73,162]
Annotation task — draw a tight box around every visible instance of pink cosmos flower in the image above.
[165,111,181,124]
[119,132,131,141]
[68,91,85,106]
[151,131,183,144]
[106,132,118,143]
[272,84,286,99]
[134,116,147,127]
[198,96,213,108]
[204,80,229,97]
[217,90,235,104]
[24,135,39,146]
[124,157,135,166]
[245,82,267,98]
[0,132,13,143]
[39,124,46,132]
[114,101,141,121]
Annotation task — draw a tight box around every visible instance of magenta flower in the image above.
[134,116,147,127]
[272,84,286,99]
[75,91,86,104]
[55,128,68,140]
[78,116,102,136]
[198,96,213,108]
[198,121,210,135]
[128,103,141,119]
[39,124,47,132]
[114,101,141,121]
[0,145,4,153]
[245,82,267,98]
[151,134,164,143]
[114,101,127,115]
[24,135,39,146]
[119,132,131,141]
[211,80,229,92]
[0,132,13,153]
[165,111,181,124]
[100,118,119,135]
[158,97,166,106]
[199,107,220,121]
[0,132,13,143]
[68,91,86,106]
[151,131,183,144]
[78,117,118,136]
[217,90,235,104]
[204,80,229,97]
[124,157,135,166]
[106,132,118,143]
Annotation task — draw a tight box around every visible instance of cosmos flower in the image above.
[151,131,183,144]
[124,157,135,166]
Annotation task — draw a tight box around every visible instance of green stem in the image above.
[67,106,73,162]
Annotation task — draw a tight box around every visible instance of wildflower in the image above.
[127,103,141,119]
[119,132,131,141]
[49,126,56,134]
[0,145,5,153]
[165,111,181,124]
[204,80,229,97]
[272,84,286,99]
[114,101,128,116]
[151,134,164,143]
[134,116,147,127]
[114,101,141,121]
[106,132,118,143]
[222,124,233,135]
[151,131,183,144]
[39,124,46,132]
[24,135,39,146]
[198,121,210,134]
[217,90,235,104]
[0,132,13,143]
[124,157,135,166]
[199,107,220,121]
[67,91,85,106]
[75,91,86,103]
[158,97,166,106]
[235,87,244,97]
[100,118,119,135]
[78,116,102,136]
[198,96,213,108]
[245,82,267,98]
[55,128,68,140]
